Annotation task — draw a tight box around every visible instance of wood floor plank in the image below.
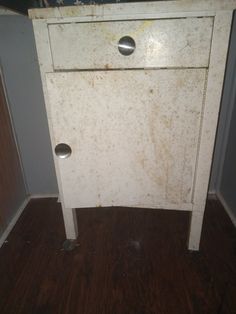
[0,198,235,314]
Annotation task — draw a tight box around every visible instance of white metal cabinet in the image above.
[29,1,236,250]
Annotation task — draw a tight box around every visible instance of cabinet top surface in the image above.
[29,0,236,20]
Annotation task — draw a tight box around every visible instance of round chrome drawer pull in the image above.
[118,36,136,56]
[55,143,72,159]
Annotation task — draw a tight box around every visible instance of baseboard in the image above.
[0,8,21,15]
[0,197,30,248]
[29,194,59,199]
[217,192,236,227]
[0,194,60,248]
[207,190,217,200]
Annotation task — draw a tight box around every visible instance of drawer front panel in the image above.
[46,69,206,209]
[48,18,213,70]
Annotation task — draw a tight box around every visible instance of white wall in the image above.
[0,15,58,195]
[218,13,236,222]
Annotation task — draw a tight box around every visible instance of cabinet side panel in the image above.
[192,12,233,208]
[189,12,233,250]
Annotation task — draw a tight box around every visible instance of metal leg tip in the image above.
[62,239,78,251]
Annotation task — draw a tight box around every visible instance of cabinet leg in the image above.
[188,209,204,251]
[61,207,78,240]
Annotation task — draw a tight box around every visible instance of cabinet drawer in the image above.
[48,17,213,70]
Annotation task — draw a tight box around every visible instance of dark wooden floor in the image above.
[0,199,235,314]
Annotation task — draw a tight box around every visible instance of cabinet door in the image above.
[46,69,206,209]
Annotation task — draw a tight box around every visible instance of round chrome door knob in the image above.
[118,36,136,56]
[55,143,72,159]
